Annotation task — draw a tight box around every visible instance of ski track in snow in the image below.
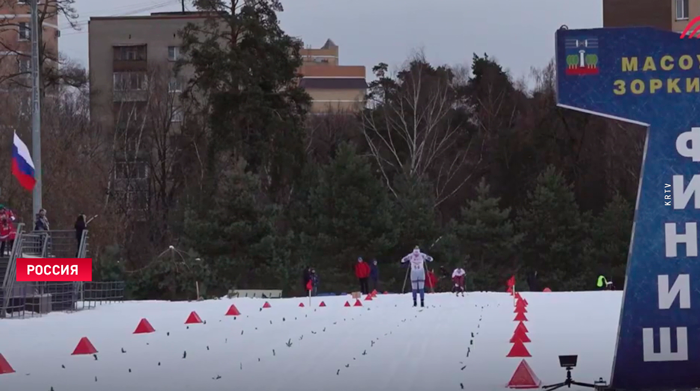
[0,292,622,391]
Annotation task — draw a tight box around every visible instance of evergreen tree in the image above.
[455,178,522,290]
[181,159,279,293]
[179,0,311,198]
[584,193,633,286]
[304,143,396,290]
[517,165,588,290]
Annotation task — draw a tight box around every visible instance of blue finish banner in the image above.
[556,27,700,390]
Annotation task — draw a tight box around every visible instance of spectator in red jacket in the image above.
[427,269,438,292]
[355,257,371,294]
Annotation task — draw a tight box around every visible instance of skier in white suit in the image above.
[401,246,434,307]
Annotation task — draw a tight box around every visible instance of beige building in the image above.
[0,0,59,91]
[299,39,367,113]
[604,0,700,33]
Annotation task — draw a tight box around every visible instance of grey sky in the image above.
[59,0,602,82]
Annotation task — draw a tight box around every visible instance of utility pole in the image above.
[181,0,185,12]
[30,0,42,217]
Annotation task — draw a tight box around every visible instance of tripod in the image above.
[543,367,597,391]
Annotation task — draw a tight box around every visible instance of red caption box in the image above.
[15,258,93,282]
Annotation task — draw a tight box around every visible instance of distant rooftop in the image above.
[90,11,214,21]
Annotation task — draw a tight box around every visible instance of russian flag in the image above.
[12,133,36,191]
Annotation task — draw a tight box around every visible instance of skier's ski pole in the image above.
[401,263,410,294]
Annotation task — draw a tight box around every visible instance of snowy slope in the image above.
[0,292,622,391]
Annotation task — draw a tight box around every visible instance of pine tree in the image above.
[179,0,311,198]
[584,193,633,285]
[305,143,396,289]
[455,178,522,290]
[517,165,587,289]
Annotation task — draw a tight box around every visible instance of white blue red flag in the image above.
[12,132,35,191]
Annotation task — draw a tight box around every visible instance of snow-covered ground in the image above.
[0,292,621,391]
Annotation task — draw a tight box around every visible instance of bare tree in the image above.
[109,62,202,253]
[362,52,482,207]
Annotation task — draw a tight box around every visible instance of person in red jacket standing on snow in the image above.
[355,257,371,294]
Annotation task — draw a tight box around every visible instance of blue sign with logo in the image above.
[556,27,700,390]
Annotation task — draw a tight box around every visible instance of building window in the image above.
[171,107,183,122]
[18,22,29,41]
[168,46,181,61]
[115,161,149,180]
[168,77,182,93]
[113,45,147,61]
[113,72,147,91]
[677,0,689,20]
[18,58,29,74]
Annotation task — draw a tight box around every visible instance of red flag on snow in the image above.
[507,275,515,287]
[306,280,313,291]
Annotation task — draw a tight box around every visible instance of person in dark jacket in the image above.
[355,257,371,294]
[369,259,379,292]
[310,268,319,296]
[34,208,49,231]
[527,271,540,292]
[75,214,86,257]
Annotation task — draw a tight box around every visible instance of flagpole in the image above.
[30,0,42,217]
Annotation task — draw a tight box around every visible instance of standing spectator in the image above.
[0,205,15,222]
[302,267,312,294]
[0,216,10,256]
[369,259,379,292]
[34,208,49,231]
[74,215,86,257]
[355,257,371,294]
[527,271,540,292]
[426,269,438,292]
[310,268,319,296]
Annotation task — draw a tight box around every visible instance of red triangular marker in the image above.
[365,295,373,301]
[133,318,155,334]
[371,289,378,295]
[353,299,363,307]
[226,304,241,316]
[510,328,531,343]
[344,301,351,307]
[319,301,326,307]
[514,306,528,314]
[514,312,528,322]
[185,311,203,324]
[383,291,388,294]
[0,354,14,374]
[299,302,305,307]
[262,302,271,308]
[507,359,541,388]
[72,337,98,355]
[516,321,529,333]
[506,340,531,358]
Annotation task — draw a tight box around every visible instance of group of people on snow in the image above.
[302,246,469,306]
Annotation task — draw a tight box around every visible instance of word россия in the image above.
[15,258,93,282]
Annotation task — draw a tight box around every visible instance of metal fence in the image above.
[1,281,125,319]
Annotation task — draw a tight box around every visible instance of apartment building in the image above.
[603,0,698,33]
[0,0,59,90]
[89,12,204,213]
[299,39,367,113]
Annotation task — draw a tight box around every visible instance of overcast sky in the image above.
[59,0,602,82]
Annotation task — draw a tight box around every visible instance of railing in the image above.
[1,223,24,318]
[2,281,125,319]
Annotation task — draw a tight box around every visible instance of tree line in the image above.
[0,0,641,299]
